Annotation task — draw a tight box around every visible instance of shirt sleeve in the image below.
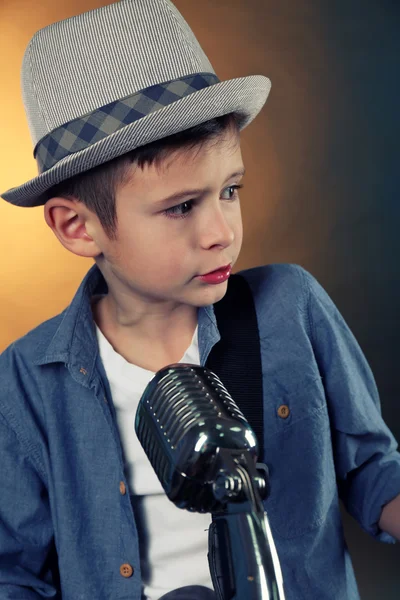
[0,411,58,598]
[302,267,400,544]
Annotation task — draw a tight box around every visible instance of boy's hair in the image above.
[46,112,241,239]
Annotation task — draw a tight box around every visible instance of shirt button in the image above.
[277,405,290,419]
[120,563,134,578]
[119,481,126,495]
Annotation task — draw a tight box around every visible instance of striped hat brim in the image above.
[1,75,271,207]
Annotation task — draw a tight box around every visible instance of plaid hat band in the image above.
[35,73,220,174]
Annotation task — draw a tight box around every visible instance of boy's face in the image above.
[92,127,244,310]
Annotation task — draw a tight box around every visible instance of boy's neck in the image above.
[91,293,198,372]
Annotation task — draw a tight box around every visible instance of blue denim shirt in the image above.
[1,263,399,600]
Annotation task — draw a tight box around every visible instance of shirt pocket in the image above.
[262,378,337,539]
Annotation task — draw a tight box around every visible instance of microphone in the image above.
[135,363,285,600]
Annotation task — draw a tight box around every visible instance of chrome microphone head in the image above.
[135,363,259,512]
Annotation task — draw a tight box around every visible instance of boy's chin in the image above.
[190,282,229,306]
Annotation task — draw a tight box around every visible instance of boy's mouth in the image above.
[200,263,231,276]
[195,264,232,285]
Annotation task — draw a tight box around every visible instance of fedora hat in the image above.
[1,0,271,207]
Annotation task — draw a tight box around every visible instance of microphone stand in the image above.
[208,449,285,600]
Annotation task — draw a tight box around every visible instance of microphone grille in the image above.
[138,364,246,449]
[135,364,258,507]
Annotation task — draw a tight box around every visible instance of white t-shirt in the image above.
[96,324,213,600]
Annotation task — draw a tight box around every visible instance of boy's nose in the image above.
[198,204,235,250]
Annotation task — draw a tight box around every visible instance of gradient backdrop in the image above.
[0,0,399,597]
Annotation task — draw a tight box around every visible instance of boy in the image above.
[1,1,399,599]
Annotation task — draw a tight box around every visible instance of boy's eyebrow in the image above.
[153,167,246,206]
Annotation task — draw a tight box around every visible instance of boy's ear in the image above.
[44,197,102,258]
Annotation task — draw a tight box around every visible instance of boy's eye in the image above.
[164,200,194,219]
[163,184,243,220]
[221,184,243,200]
